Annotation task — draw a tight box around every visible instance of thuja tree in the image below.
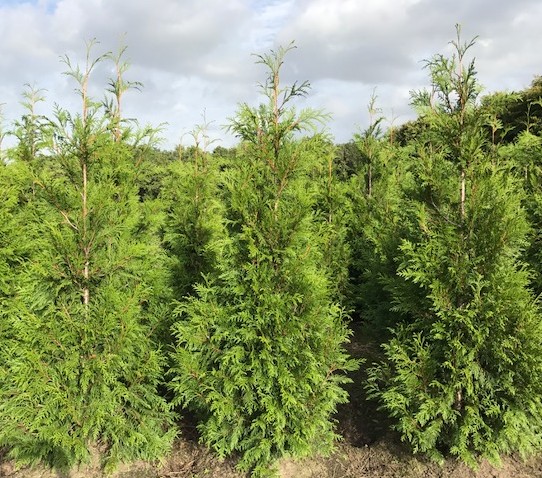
[309,134,351,303]
[0,84,49,329]
[346,95,416,326]
[0,41,175,471]
[169,44,356,476]
[348,146,417,328]
[354,91,385,200]
[0,158,31,336]
[367,26,542,465]
[162,121,226,300]
[10,83,50,164]
[499,131,542,294]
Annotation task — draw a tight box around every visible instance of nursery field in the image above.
[4,25,542,478]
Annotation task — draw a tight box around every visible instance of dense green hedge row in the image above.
[2,29,542,477]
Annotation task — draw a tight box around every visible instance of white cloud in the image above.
[0,0,541,148]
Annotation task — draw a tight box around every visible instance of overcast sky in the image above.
[1,0,541,150]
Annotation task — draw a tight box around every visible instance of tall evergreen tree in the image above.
[309,134,351,303]
[367,26,542,465]
[162,120,226,300]
[346,94,416,326]
[353,91,385,200]
[0,41,175,471]
[169,44,356,477]
[0,158,30,330]
[499,131,542,294]
[11,83,50,164]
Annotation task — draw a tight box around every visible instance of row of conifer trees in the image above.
[1,27,542,477]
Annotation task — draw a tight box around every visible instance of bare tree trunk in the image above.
[460,168,466,219]
[82,161,90,307]
[368,164,372,199]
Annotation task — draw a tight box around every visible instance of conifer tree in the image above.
[500,131,542,294]
[0,159,29,323]
[307,134,351,303]
[162,119,226,300]
[169,44,356,477]
[11,83,50,164]
[354,91,385,200]
[346,94,415,326]
[367,26,542,465]
[0,41,175,471]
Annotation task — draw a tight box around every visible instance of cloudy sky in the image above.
[1,0,541,149]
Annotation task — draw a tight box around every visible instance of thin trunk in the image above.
[454,389,463,411]
[328,154,333,224]
[82,161,89,307]
[460,168,466,218]
[114,73,122,143]
[367,163,372,199]
[273,70,280,164]
[82,70,90,308]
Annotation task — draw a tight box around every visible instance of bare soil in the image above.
[2,323,542,478]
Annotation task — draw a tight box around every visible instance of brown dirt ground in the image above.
[2,323,542,478]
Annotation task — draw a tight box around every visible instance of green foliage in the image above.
[162,123,226,300]
[333,141,364,179]
[169,44,357,477]
[0,161,30,305]
[5,27,542,476]
[368,165,542,464]
[499,131,542,294]
[346,92,417,326]
[353,90,385,199]
[347,141,417,327]
[0,42,175,472]
[11,83,51,164]
[481,77,542,143]
[366,26,542,466]
[309,135,352,303]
